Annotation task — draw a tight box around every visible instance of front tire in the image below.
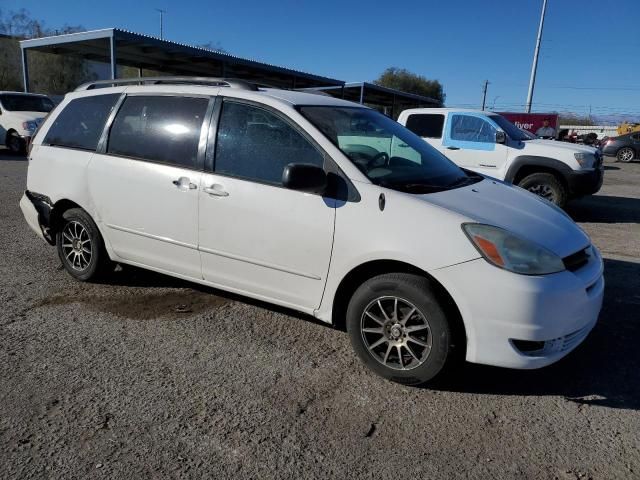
[6,132,24,154]
[616,147,635,163]
[517,172,568,208]
[56,208,109,282]
[346,273,455,385]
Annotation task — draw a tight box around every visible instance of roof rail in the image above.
[75,76,259,92]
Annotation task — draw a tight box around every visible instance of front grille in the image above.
[563,247,590,272]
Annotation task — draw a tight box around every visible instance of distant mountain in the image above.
[592,114,640,125]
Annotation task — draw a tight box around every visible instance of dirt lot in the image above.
[1,149,639,479]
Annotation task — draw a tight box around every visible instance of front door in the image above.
[89,94,210,279]
[442,113,509,175]
[198,99,335,310]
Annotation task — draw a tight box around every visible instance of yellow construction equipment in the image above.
[617,122,640,136]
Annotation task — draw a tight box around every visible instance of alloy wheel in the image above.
[618,147,634,163]
[61,221,92,271]
[527,183,556,202]
[360,296,432,371]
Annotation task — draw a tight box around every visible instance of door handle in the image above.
[203,184,229,197]
[446,146,460,150]
[172,177,198,190]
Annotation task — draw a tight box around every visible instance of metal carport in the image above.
[300,82,441,119]
[19,28,343,92]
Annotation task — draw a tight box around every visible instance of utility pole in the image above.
[526,0,548,113]
[481,80,490,110]
[155,8,166,39]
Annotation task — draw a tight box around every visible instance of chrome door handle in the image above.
[172,177,198,190]
[203,184,229,197]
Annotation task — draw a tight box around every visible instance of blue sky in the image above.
[6,0,640,120]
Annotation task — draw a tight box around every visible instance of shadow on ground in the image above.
[567,195,640,223]
[0,148,27,161]
[431,258,640,410]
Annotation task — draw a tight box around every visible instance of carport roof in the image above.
[19,28,343,89]
[301,82,441,108]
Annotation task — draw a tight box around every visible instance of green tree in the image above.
[0,8,94,94]
[374,67,445,105]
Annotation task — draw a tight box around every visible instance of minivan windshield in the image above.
[488,114,530,141]
[299,106,480,194]
[0,94,54,113]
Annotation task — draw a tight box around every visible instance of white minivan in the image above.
[20,78,604,385]
[0,92,54,153]
[397,108,604,207]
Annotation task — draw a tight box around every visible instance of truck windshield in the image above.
[0,94,54,113]
[488,114,530,141]
[299,106,480,194]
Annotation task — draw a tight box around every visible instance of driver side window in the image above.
[451,115,496,143]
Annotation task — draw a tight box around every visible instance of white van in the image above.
[20,78,603,385]
[397,108,604,207]
[0,92,54,153]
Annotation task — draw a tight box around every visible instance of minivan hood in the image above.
[421,179,590,258]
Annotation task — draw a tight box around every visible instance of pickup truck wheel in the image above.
[616,147,635,163]
[56,208,109,282]
[346,273,454,386]
[6,132,24,154]
[518,172,567,208]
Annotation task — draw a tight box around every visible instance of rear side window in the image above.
[405,114,445,138]
[107,96,209,169]
[214,101,324,186]
[450,114,496,143]
[43,94,119,151]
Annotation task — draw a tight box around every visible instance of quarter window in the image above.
[107,96,208,169]
[450,114,496,143]
[405,114,445,138]
[214,101,324,185]
[43,94,119,151]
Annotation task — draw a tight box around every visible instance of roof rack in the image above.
[75,76,259,92]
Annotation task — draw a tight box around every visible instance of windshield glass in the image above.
[0,94,54,113]
[299,106,479,194]
[488,114,530,141]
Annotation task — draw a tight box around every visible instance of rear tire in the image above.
[56,208,110,282]
[616,147,635,163]
[517,172,568,208]
[346,273,455,386]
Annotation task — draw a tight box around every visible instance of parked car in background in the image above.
[398,108,604,208]
[0,92,55,154]
[20,77,603,385]
[601,132,640,162]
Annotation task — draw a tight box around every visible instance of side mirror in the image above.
[282,163,327,194]
[495,130,506,144]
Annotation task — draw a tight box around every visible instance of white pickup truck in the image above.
[0,92,54,154]
[397,108,604,207]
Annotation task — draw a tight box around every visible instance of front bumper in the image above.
[566,167,604,196]
[431,246,604,369]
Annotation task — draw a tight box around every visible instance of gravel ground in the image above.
[1,149,639,479]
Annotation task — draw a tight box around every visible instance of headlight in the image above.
[22,120,38,132]
[463,224,565,275]
[574,152,595,168]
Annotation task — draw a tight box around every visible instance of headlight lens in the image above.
[463,224,565,275]
[22,120,38,132]
[574,152,595,168]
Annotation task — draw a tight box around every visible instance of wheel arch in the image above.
[330,259,467,355]
[49,199,88,243]
[506,155,570,189]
